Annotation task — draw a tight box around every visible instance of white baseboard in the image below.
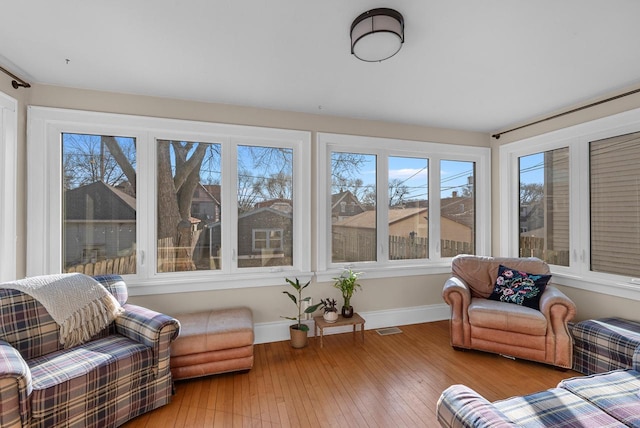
[254,303,449,345]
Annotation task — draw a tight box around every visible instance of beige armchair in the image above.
[442,255,576,368]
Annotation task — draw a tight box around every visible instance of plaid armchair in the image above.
[0,275,180,428]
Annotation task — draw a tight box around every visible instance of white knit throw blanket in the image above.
[0,273,124,348]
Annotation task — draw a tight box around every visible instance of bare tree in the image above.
[389,178,410,207]
[62,134,135,190]
[520,183,544,206]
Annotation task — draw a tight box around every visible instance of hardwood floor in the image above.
[123,320,580,427]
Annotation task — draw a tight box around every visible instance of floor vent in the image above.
[376,327,403,336]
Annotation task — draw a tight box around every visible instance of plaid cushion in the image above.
[494,387,626,427]
[0,288,62,360]
[437,384,518,427]
[28,335,153,425]
[571,317,640,375]
[93,274,128,305]
[559,369,640,427]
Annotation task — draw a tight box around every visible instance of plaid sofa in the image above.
[437,353,640,427]
[0,275,180,428]
[571,317,640,375]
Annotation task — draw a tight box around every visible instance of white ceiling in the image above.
[2,1,640,133]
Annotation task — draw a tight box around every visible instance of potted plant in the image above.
[320,298,339,323]
[282,277,323,348]
[332,269,363,318]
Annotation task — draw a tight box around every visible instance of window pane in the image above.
[238,146,293,268]
[591,132,640,277]
[519,149,569,266]
[62,133,137,274]
[157,140,221,272]
[441,160,476,257]
[389,156,428,260]
[331,152,377,263]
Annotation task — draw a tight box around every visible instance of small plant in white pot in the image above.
[320,298,339,323]
[282,277,323,348]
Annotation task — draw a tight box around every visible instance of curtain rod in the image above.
[491,87,640,139]
[0,65,31,89]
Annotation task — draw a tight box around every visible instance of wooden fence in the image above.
[65,253,136,275]
[389,235,428,260]
[65,235,199,275]
[519,236,570,266]
[333,234,474,262]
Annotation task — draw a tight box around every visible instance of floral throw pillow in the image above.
[487,265,551,310]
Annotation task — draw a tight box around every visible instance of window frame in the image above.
[27,107,311,295]
[252,228,284,252]
[0,91,17,282]
[499,106,640,301]
[316,132,491,281]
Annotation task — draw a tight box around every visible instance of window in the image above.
[0,91,17,282]
[317,133,491,278]
[518,148,569,266]
[441,160,476,258]
[331,151,377,263]
[62,133,137,274]
[500,106,640,301]
[590,132,640,277]
[252,229,283,251]
[156,139,219,273]
[238,145,293,269]
[27,107,311,293]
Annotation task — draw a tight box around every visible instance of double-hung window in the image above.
[500,106,640,300]
[27,107,311,294]
[316,133,490,279]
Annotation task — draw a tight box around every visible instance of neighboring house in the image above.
[519,200,544,235]
[332,200,475,261]
[191,183,221,222]
[63,181,136,268]
[255,198,293,214]
[440,195,475,243]
[207,206,293,268]
[331,190,366,222]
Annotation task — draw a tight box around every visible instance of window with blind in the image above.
[500,106,640,300]
[590,132,640,277]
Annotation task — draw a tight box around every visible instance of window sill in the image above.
[552,270,640,302]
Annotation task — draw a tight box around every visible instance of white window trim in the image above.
[316,132,491,282]
[27,106,311,295]
[0,91,17,282]
[252,228,284,252]
[499,106,640,301]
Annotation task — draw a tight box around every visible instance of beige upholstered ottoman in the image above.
[170,307,254,380]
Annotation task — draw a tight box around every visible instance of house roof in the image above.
[333,207,427,229]
[64,181,136,221]
[440,196,475,229]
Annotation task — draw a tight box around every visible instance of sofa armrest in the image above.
[442,277,472,348]
[442,277,471,309]
[539,285,576,322]
[0,340,32,428]
[437,384,517,428]
[539,285,577,368]
[115,304,180,376]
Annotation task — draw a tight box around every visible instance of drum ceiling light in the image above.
[350,8,404,62]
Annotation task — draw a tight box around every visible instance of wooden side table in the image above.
[314,313,365,348]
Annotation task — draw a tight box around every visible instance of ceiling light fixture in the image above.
[350,8,404,62]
